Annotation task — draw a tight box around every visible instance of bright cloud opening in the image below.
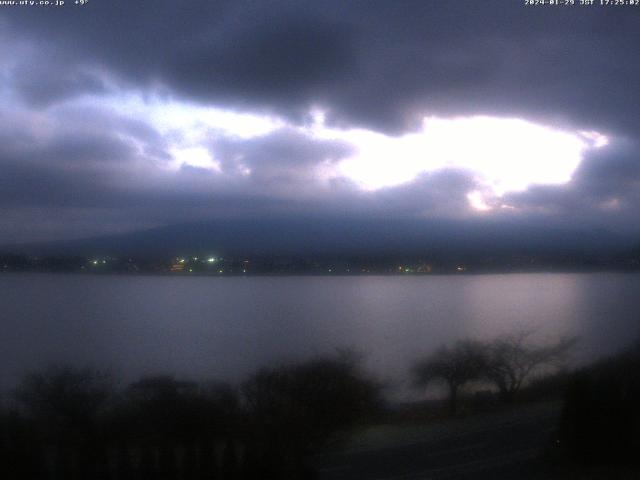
[308,114,608,211]
[77,93,283,173]
[467,190,492,212]
[315,116,603,193]
[170,146,221,171]
[76,94,609,212]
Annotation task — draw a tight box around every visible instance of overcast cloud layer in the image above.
[0,1,639,246]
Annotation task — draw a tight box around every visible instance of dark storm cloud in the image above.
[503,138,640,230]
[0,103,481,243]
[9,57,109,107]
[210,127,353,187]
[3,0,356,118]
[169,14,356,115]
[6,1,640,134]
[0,135,141,208]
[1,1,640,244]
[0,104,170,214]
[574,140,640,198]
[0,105,351,239]
[360,169,478,218]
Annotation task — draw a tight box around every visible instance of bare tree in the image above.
[484,329,577,403]
[412,341,487,415]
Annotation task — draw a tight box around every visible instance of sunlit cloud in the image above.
[303,114,609,211]
[579,130,609,149]
[67,94,610,213]
[466,190,492,212]
[148,101,284,140]
[87,93,284,140]
[315,116,604,194]
[73,93,284,172]
[2,2,639,246]
[170,146,221,171]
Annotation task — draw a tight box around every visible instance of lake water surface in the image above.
[2,272,639,398]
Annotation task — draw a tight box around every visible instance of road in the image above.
[313,402,561,480]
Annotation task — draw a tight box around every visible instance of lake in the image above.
[1,272,639,399]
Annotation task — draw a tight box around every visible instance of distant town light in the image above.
[207,257,216,263]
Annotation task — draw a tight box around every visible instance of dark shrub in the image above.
[559,343,640,466]
[242,352,381,478]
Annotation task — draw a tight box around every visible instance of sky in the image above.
[1,0,639,246]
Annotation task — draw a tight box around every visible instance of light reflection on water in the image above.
[1,272,639,398]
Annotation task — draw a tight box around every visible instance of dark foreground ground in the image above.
[312,401,635,480]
